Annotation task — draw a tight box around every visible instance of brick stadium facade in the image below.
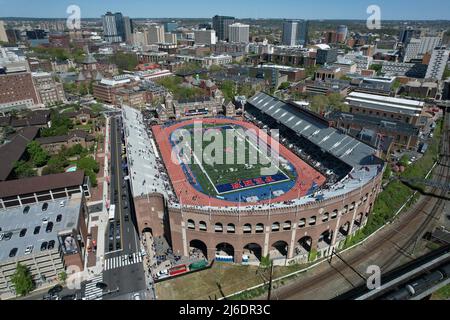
[135,173,381,264]
[129,92,385,265]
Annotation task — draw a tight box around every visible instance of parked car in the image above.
[48,240,56,250]
[9,248,18,257]
[24,245,34,255]
[34,226,41,235]
[48,284,63,296]
[42,203,49,211]
[46,222,54,233]
[41,242,48,251]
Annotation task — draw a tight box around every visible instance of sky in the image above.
[0,0,449,20]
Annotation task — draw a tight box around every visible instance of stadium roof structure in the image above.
[247,92,380,168]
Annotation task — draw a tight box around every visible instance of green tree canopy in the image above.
[310,95,329,113]
[278,82,291,90]
[27,141,50,167]
[11,263,34,297]
[13,161,37,179]
[108,52,139,72]
[220,80,237,101]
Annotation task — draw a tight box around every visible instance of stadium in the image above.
[125,92,385,266]
[152,118,326,206]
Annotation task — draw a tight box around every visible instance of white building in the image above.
[404,36,442,62]
[147,24,165,44]
[425,46,450,80]
[343,52,373,72]
[194,29,217,45]
[0,21,8,43]
[164,33,177,44]
[228,23,250,44]
[133,31,148,47]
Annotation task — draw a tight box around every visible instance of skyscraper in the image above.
[425,46,449,80]
[102,12,127,43]
[228,23,250,44]
[123,16,134,44]
[147,24,165,44]
[282,20,309,46]
[282,20,298,46]
[399,26,415,45]
[212,15,235,41]
[298,20,309,46]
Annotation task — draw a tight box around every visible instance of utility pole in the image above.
[329,248,366,282]
[267,260,274,301]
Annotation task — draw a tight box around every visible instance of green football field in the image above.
[177,124,295,196]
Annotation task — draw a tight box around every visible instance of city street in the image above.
[86,116,147,299]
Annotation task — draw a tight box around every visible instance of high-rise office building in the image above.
[282,20,298,46]
[228,23,250,44]
[425,46,449,80]
[399,26,415,45]
[298,20,309,46]
[123,16,134,44]
[194,29,217,45]
[336,25,348,43]
[102,12,127,43]
[212,15,235,41]
[404,36,442,62]
[0,21,8,43]
[132,31,148,47]
[147,24,165,44]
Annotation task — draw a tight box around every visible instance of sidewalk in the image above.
[83,116,111,280]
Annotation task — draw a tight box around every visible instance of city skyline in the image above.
[0,0,450,20]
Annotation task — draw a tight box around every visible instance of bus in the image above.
[109,205,116,221]
[169,265,188,276]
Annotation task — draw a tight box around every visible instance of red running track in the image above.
[152,118,326,207]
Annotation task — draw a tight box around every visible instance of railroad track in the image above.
[275,110,450,300]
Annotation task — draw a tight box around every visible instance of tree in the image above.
[327,93,349,112]
[399,155,410,167]
[392,79,402,91]
[41,112,73,137]
[11,263,34,297]
[66,144,86,157]
[27,141,50,167]
[220,80,237,101]
[369,64,383,76]
[58,272,67,283]
[310,95,329,113]
[13,161,37,179]
[78,156,99,173]
[442,66,450,80]
[108,52,139,72]
[278,82,291,90]
[209,65,224,74]
[77,156,99,187]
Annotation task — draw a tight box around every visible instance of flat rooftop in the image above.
[346,92,425,117]
[0,195,82,263]
[122,105,173,199]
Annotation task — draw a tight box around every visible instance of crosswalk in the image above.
[83,275,104,300]
[104,252,143,271]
